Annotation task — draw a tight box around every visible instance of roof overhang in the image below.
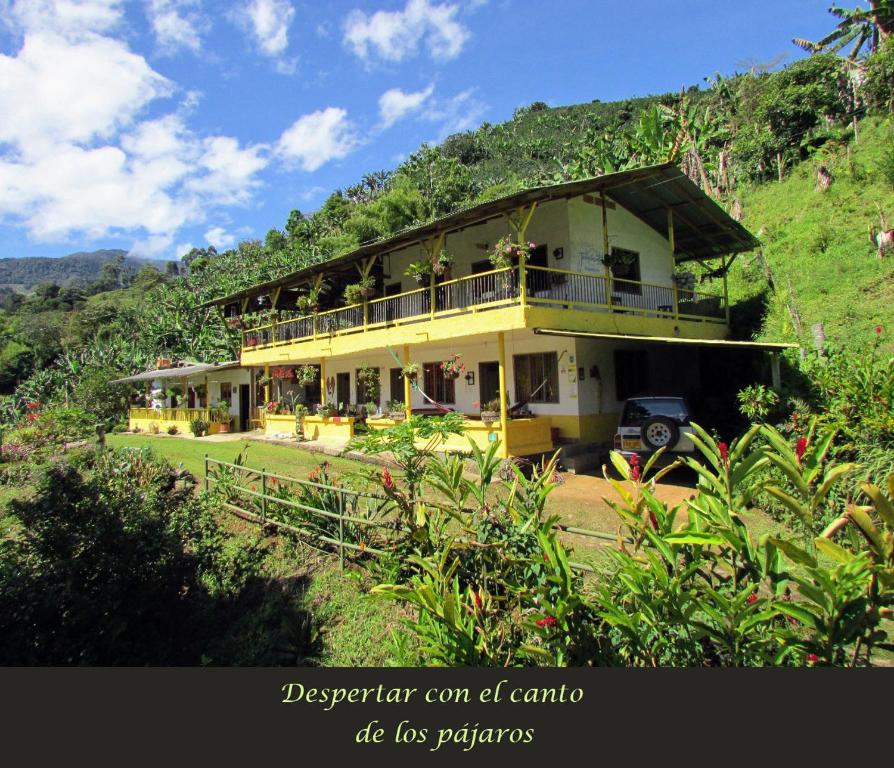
[111,360,242,384]
[203,163,759,308]
[533,328,798,351]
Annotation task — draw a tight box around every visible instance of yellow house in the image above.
[206,164,787,458]
[114,360,252,435]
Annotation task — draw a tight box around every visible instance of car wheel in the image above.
[641,417,680,451]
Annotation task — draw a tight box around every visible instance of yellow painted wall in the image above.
[368,416,553,457]
[303,416,355,445]
[264,413,298,438]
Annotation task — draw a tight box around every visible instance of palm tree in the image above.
[794,1,894,59]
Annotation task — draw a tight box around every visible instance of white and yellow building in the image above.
[208,165,787,457]
[115,360,252,434]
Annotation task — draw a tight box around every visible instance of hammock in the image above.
[385,345,453,413]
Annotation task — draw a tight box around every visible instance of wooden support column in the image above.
[204,375,209,410]
[497,331,509,459]
[506,203,538,307]
[601,191,611,302]
[722,256,731,325]
[669,209,679,319]
[422,234,444,320]
[263,364,270,404]
[403,344,412,420]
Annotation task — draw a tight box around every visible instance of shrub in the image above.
[189,418,209,437]
[167,425,179,435]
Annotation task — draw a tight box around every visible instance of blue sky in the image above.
[0,0,835,261]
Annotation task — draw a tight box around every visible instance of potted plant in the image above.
[478,398,501,422]
[433,251,454,277]
[295,364,318,385]
[245,337,258,347]
[189,418,209,437]
[364,401,380,418]
[156,356,172,369]
[226,316,243,330]
[293,403,308,439]
[295,286,321,314]
[401,361,420,381]
[490,236,534,270]
[405,258,433,286]
[344,275,376,305]
[440,354,465,380]
[387,399,407,420]
[215,400,231,432]
[356,366,381,405]
[317,402,337,418]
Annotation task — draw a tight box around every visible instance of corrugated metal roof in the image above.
[204,163,759,308]
[111,360,241,383]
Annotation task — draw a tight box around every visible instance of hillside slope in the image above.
[727,117,894,349]
[0,249,150,291]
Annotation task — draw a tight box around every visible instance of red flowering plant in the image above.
[439,354,465,379]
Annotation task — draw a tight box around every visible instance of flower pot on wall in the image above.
[480,410,499,423]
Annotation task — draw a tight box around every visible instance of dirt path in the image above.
[546,471,695,533]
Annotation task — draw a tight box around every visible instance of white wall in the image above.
[205,368,251,417]
[318,330,581,416]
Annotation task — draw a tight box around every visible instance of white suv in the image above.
[613,396,696,460]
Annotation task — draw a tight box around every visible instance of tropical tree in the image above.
[795,1,894,59]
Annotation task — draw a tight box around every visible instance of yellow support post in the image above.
[263,364,270,404]
[319,358,326,406]
[497,331,509,459]
[601,191,611,301]
[668,208,678,319]
[403,344,412,420]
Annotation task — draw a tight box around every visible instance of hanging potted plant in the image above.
[405,259,433,286]
[295,286,322,314]
[225,316,243,330]
[490,236,534,270]
[401,361,420,381]
[440,354,465,380]
[295,364,319,385]
[344,275,376,305]
[432,250,454,278]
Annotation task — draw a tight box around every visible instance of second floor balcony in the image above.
[240,264,727,359]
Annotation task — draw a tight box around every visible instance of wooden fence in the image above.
[204,456,628,572]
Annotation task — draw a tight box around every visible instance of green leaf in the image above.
[663,531,725,546]
[765,536,817,567]
[814,537,854,564]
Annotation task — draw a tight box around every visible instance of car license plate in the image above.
[622,438,641,450]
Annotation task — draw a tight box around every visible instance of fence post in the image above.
[260,468,267,526]
[203,454,208,492]
[338,491,345,570]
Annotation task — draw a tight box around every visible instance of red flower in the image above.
[746,593,758,605]
[806,653,819,664]
[876,325,883,336]
[25,400,41,410]
[649,511,658,530]
[795,437,807,464]
[473,590,483,611]
[630,466,641,482]
[629,453,640,467]
[535,616,557,628]
[718,442,729,465]
[382,467,394,490]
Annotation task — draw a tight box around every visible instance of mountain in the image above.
[0,249,156,291]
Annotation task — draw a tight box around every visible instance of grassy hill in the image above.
[725,117,894,350]
[0,249,152,291]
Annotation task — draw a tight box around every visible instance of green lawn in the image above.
[107,434,371,485]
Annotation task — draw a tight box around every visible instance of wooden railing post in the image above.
[260,468,267,526]
[338,492,345,570]
[672,282,680,319]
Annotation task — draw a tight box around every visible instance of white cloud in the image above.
[343,0,469,63]
[234,0,296,70]
[424,88,487,140]
[0,31,172,153]
[378,83,434,129]
[145,0,204,56]
[276,107,358,172]
[204,226,235,250]
[1,0,124,39]
[0,9,270,255]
